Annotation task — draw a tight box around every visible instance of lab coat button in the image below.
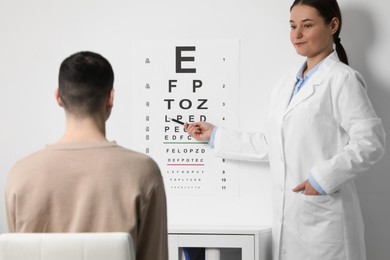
[281,248,286,254]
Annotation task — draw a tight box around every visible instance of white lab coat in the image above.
[213,52,385,260]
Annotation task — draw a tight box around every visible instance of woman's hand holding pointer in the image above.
[184,121,215,142]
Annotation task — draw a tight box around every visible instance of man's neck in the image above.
[57,115,107,144]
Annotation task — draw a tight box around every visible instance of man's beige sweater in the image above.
[5,141,168,260]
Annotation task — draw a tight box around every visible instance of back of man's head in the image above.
[58,51,114,117]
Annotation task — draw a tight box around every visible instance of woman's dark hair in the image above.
[290,0,348,65]
[58,51,114,117]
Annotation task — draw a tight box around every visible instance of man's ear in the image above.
[55,88,63,107]
[108,88,115,108]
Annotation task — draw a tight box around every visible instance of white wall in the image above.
[0,1,389,259]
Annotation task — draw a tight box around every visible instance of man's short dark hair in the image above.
[58,51,114,117]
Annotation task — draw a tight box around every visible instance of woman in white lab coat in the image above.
[185,0,385,259]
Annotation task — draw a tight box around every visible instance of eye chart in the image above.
[131,40,240,196]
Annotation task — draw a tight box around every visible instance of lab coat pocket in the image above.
[298,193,344,245]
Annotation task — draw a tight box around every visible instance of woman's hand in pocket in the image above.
[293,179,321,195]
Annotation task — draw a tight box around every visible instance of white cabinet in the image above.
[168,225,272,260]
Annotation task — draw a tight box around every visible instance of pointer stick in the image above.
[169,118,185,125]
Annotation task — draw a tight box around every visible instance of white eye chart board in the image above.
[131,40,240,197]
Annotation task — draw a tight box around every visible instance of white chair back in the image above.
[0,232,135,260]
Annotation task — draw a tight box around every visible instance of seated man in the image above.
[5,51,168,260]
